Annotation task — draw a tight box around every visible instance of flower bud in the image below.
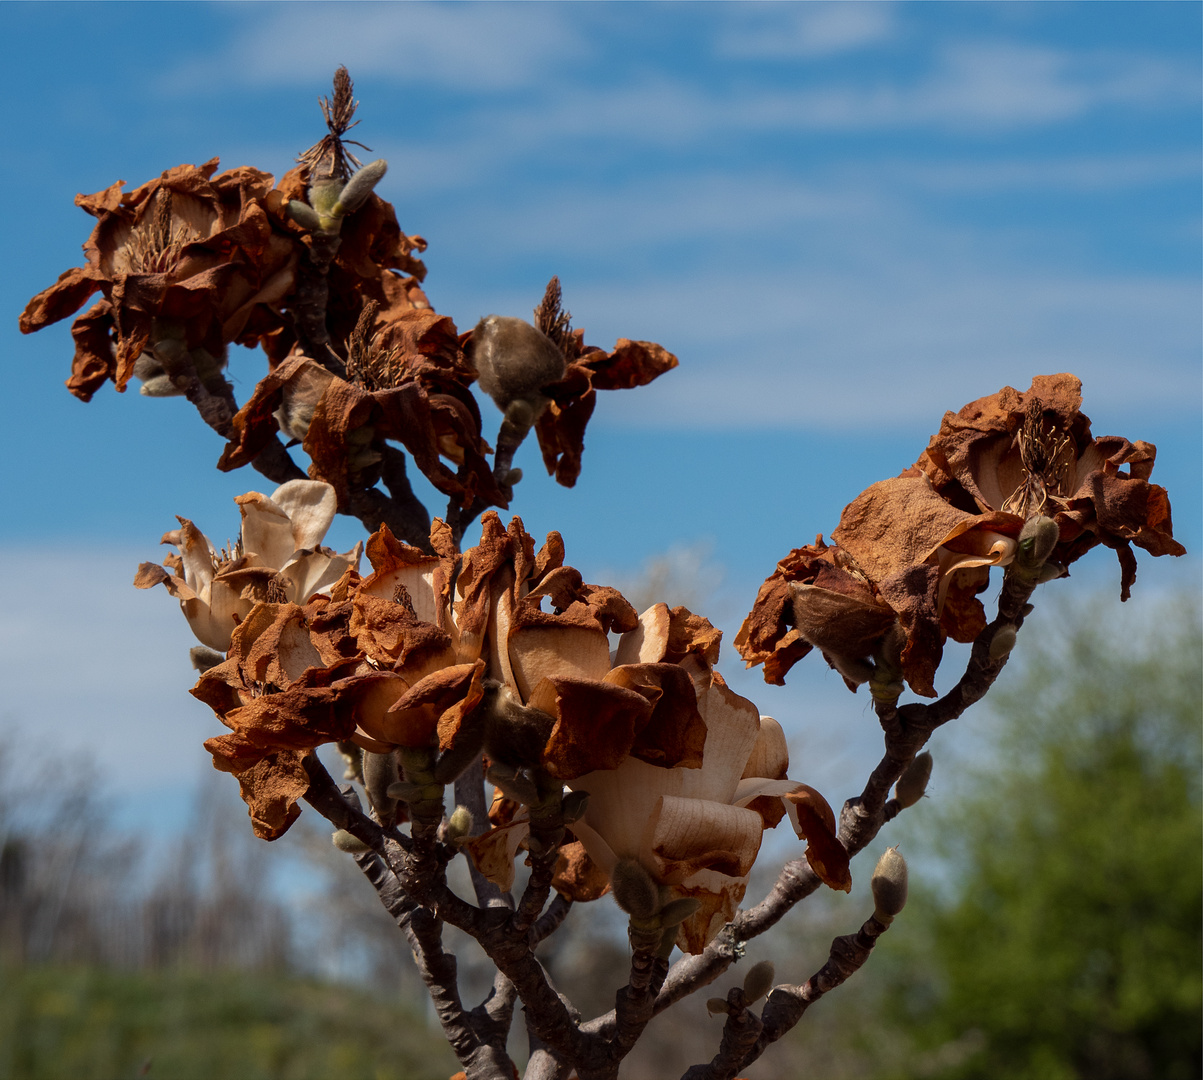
[468,316,567,413]
[1038,562,1066,583]
[989,624,1018,660]
[332,829,371,853]
[443,805,473,845]
[1018,514,1060,567]
[742,960,776,1004]
[894,751,932,808]
[333,159,388,217]
[286,200,323,231]
[363,749,400,822]
[871,846,909,924]
[706,998,731,1017]
[189,646,225,674]
[610,858,660,920]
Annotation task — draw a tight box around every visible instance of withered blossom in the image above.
[219,306,504,511]
[135,480,361,652]
[466,587,849,953]
[736,374,1184,696]
[467,277,679,488]
[20,160,300,401]
[911,373,1184,600]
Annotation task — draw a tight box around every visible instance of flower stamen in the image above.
[1003,400,1073,517]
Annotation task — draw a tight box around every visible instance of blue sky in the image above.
[2,2,1199,832]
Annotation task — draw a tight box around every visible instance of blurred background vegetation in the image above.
[2,595,1199,1079]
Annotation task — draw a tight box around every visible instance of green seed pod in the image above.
[561,789,590,824]
[706,998,731,1017]
[610,858,661,920]
[871,846,909,924]
[332,829,371,854]
[742,960,776,1004]
[989,624,1018,660]
[189,646,225,674]
[333,159,388,217]
[1018,514,1060,567]
[894,751,932,808]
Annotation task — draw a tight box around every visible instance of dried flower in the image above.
[913,373,1185,599]
[134,480,360,652]
[20,160,300,401]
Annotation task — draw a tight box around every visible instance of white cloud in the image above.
[172,1,584,91]
[718,1,898,59]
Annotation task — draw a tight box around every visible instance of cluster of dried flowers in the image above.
[736,373,1184,697]
[26,69,1186,1080]
[20,68,676,548]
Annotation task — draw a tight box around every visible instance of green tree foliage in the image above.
[879,596,1202,1080]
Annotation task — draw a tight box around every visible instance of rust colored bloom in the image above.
[911,373,1184,599]
[20,160,300,401]
[736,373,1184,696]
[219,307,504,511]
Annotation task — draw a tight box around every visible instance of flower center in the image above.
[123,194,198,275]
[1003,400,1074,517]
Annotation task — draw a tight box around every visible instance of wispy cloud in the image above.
[170,2,585,92]
[717,1,898,60]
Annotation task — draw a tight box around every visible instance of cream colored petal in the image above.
[278,551,356,605]
[172,519,216,598]
[689,671,763,803]
[566,819,619,878]
[269,480,338,552]
[933,531,1017,610]
[507,623,612,702]
[614,603,671,666]
[180,596,231,653]
[732,777,808,808]
[572,756,690,866]
[641,795,763,884]
[236,491,295,570]
[741,716,788,780]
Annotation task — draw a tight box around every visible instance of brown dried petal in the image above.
[783,786,852,893]
[204,736,310,841]
[550,841,611,902]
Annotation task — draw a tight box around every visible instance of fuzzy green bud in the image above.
[894,751,932,809]
[1018,514,1060,567]
[332,829,371,854]
[189,646,225,674]
[871,846,909,924]
[742,960,776,1004]
[706,997,731,1017]
[1038,562,1066,583]
[444,805,473,845]
[610,858,661,920]
[332,159,388,217]
[989,624,1018,660]
[286,200,323,231]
